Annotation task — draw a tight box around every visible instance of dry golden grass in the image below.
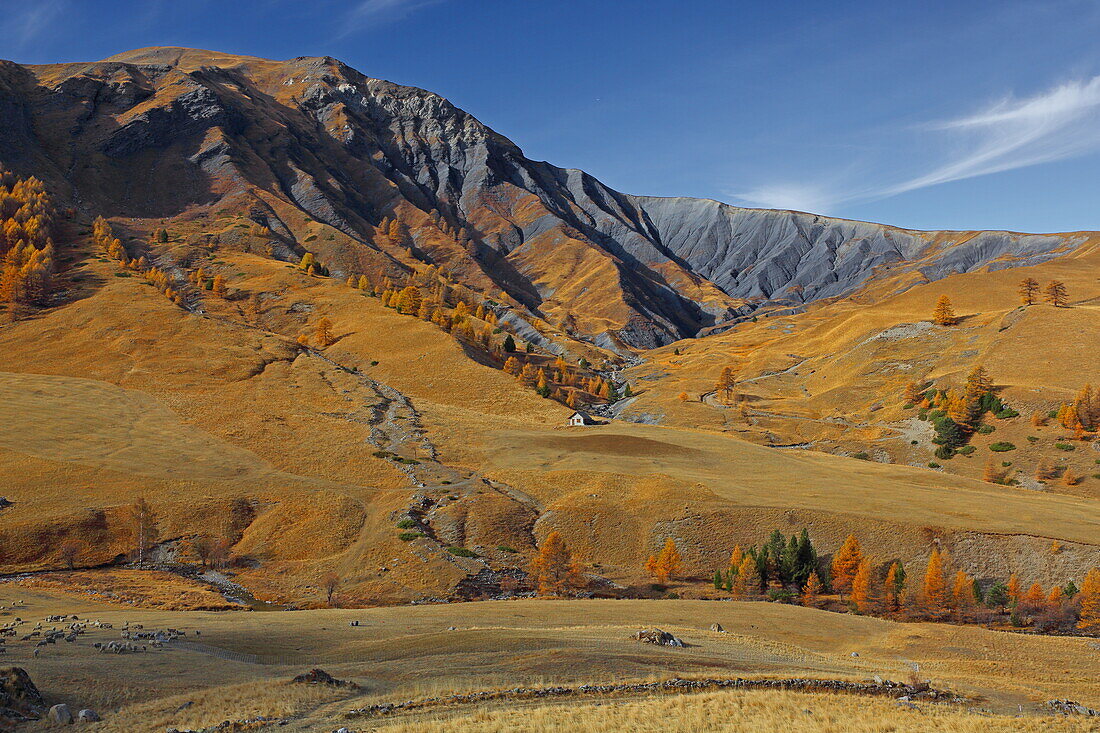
[9,570,240,611]
[4,591,1097,720]
[622,244,1100,496]
[377,689,1095,733]
[92,680,351,733]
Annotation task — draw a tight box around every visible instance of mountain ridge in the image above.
[0,46,1091,350]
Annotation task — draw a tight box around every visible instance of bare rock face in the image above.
[0,667,45,722]
[0,47,1087,350]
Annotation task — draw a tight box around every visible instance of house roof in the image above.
[569,410,595,422]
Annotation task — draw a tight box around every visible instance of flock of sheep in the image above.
[1,599,195,659]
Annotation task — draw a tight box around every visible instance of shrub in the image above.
[398,531,423,541]
[917,411,929,420]
[977,424,995,435]
[910,440,918,445]
[995,408,1019,419]
[1092,474,1100,480]
[447,547,477,558]
[1001,461,1012,467]
[396,518,416,529]
[903,402,915,410]
[852,452,870,460]
[928,462,941,468]
[1047,409,1059,419]
[957,445,976,456]
[496,545,518,553]
[985,583,1009,607]
[767,589,798,604]
[931,415,966,449]
[1054,442,1075,451]
[1027,436,1039,442]
[1033,606,1079,634]
[989,442,1016,452]
[934,445,955,460]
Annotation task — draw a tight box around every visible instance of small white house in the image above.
[567,410,597,427]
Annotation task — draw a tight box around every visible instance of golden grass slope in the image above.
[621,241,1100,492]
[2,589,1097,729]
[379,690,1096,733]
[2,242,1100,599]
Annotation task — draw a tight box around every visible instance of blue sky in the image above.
[4,0,1100,233]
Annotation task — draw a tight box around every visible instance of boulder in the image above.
[290,668,357,688]
[709,623,724,632]
[632,629,684,647]
[48,703,72,725]
[0,667,44,721]
[78,708,101,722]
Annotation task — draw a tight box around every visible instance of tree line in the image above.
[0,171,56,312]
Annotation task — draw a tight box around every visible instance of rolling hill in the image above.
[0,46,1098,609]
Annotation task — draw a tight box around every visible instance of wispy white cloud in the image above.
[731,75,1100,214]
[1,0,67,49]
[337,0,446,38]
[730,183,837,214]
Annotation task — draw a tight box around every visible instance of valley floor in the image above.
[3,587,1098,731]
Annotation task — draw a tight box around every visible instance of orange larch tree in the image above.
[653,538,682,583]
[921,547,948,613]
[314,317,335,347]
[1043,280,1068,307]
[531,531,580,596]
[1007,574,1022,605]
[728,545,744,572]
[951,570,973,614]
[932,295,957,326]
[1077,568,1100,631]
[801,571,823,608]
[733,554,760,600]
[850,558,874,613]
[1018,277,1039,305]
[1023,582,1046,606]
[830,534,864,599]
[884,561,905,611]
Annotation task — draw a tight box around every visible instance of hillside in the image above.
[0,47,1098,609]
[1,233,1098,607]
[0,46,1093,355]
[618,238,1100,495]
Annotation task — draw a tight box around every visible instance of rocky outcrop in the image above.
[290,668,357,689]
[632,628,685,647]
[0,667,44,723]
[0,47,1089,349]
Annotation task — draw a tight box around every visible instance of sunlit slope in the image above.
[5,590,1099,728]
[0,248,565,602]
[619,239,1100,490]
